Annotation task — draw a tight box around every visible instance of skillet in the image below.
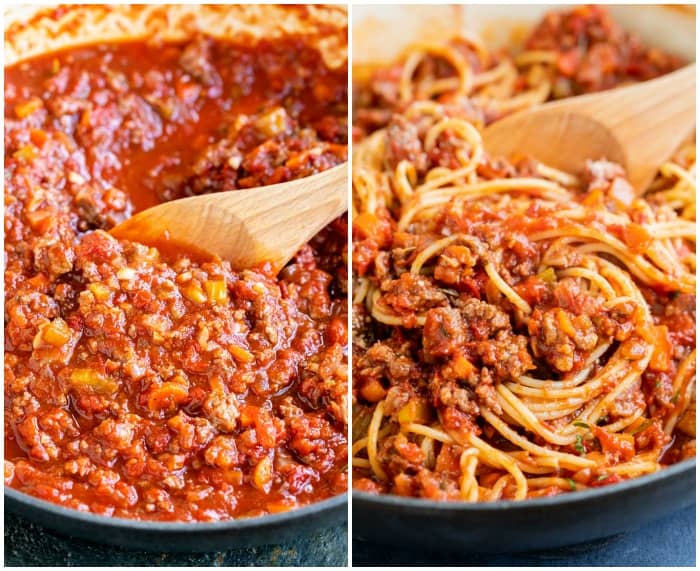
[353,460,695,553]
[4,4,349,553]
[351,3,696,555]
[5,488,347,552]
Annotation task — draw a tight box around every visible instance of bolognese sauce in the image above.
[352,6,694,501]
[5,35,348,520]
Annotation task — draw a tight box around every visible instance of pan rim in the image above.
[353,457,695,511]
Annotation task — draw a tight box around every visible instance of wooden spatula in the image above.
[110,164,348,272]
[483,64,696,192]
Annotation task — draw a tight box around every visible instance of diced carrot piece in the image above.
[622,223,652,254]
[452,354,476,380]
[29,129,48,147]
[353,212,391,248]
[222,469,244,485]
[240,405,258,427]
[255,409,277,448]
[582,188,604,206]
[147,382,189,411]
[649,325,672,372]
[360,379,386,403]
[229,345,254,364]
[15,97,43,119]
[393,473,413,496]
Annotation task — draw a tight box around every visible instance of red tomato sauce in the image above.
[4,36,348,521]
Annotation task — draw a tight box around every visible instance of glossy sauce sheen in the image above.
[4,37,348,520]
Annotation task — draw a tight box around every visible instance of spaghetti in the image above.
[352,6,695,502]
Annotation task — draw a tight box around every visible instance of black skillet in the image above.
[5,488,347,552]
[353,459,695,553]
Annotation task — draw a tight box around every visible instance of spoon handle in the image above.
[111,164,348,272]
[484,63,696,193]
[558,63,696,190]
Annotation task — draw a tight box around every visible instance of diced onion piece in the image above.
[556,309,577,338]
[255,107,288,138]
[398,399,432,425]
[537,267,556,283]
[88,283,111,302]
[252,456,273,492]
[182,282,207,304]
[116,267,138,281]
[205,279,228,305]
[42,318,72,347]
[223,469,244,485]
[608,177,634,206]
[68,369,118,394]
[13,145,37,161]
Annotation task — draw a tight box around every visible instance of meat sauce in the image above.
[351,6,694,499]
[5,36,348,520]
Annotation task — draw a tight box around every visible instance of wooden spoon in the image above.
[110,164,348,272]
[483,63,696,192]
